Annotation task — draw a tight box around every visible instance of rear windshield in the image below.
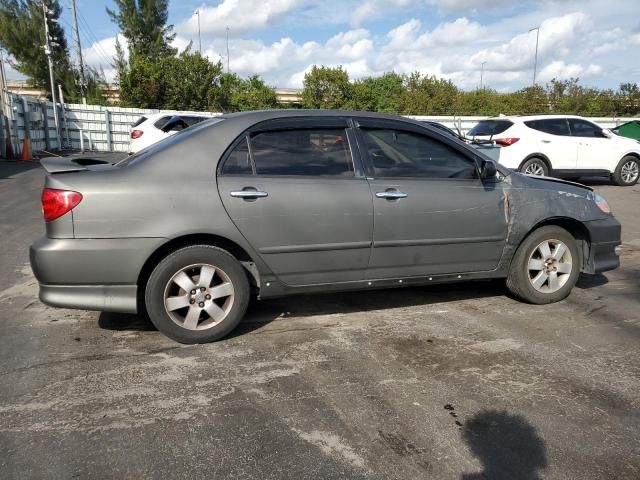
[131,116,147,128]
[467,120,513,137]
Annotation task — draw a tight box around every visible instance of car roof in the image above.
[480,114,595,123]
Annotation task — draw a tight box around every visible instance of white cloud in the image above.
[81,34,128,82]
[538,61,602,82]
[180,0,300,36]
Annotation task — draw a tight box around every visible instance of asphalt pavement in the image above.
[0,161,639,479]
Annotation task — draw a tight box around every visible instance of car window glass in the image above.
[361,128,477,179]
[153,116,172,129]
[525,119,570,136]
[467,120,513,136]
[249,129,354,176]
[569,119,600,137]
[221,137,252,175]
[183,116,207,127]
[131,116,147,128]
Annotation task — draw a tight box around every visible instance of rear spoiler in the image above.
[40,156,112,174]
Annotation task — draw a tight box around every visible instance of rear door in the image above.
[524,118,577,170]
[218,117,373,286]
[354,118,508,279]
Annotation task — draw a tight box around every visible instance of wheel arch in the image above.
[137,233,260,312]
[511,216,591,270]
[518,153,552,172]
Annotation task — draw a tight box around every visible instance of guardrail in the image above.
[1,92,637,157]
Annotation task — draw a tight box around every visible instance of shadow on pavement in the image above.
[0,160,41,179]
[98,312,156,331]
[461,410,547,480]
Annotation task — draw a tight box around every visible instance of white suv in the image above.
[128,113,211,154]
[467,115,640,186]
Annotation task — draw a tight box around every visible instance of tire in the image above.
[506,226,580,304]
[611,155,639,186]
[145,245,250,344]
[519,157,549,177]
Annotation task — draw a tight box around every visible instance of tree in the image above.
[107,0,176,61]
[218,73,278,112]
[349,72,404,113]
[0,0,72,97]
[302,66,352,109]
[398,73,460,115]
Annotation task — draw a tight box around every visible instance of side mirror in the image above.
[480,160,497,179]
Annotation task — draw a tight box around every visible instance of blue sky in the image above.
[7,0,640,91]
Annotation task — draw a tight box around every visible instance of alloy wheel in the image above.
[621,160,639,184]
[163,263,235,330]
[524,163,545,176]
[527,239,573,293]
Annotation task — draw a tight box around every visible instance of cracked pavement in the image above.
[1,162,639,479]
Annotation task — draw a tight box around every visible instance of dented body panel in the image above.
[29,110,621,313]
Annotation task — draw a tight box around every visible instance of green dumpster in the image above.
[612,120,640,140]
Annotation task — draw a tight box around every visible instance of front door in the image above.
[569,118,612,172]
[526,117,577,170]
[218,119,373,286]
[354,119,508,279]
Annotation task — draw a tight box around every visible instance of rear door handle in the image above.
[541,139,552,143]
[230,189,268,199]
[376,190,408,199]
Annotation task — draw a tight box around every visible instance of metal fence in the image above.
[1,92,638,157]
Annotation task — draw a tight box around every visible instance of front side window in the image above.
[360,128,477,179]
[569,119,601,138]
[249,129,353,176]
[525,119,570,136]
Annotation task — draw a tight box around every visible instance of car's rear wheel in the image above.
[612,156,639,186]
[519,157,549,177]
[506,226,580,304]
[145,245,249,343]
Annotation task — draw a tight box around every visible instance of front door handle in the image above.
[541,139,552,143]
[230,189,268,199]
[376,189,408,199]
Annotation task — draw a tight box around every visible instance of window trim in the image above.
[353,118,482,181]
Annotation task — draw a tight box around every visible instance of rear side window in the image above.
[525,118,570,136]
[249,129,354,176]
[183,116,208,127]
[221,137,252,175]
[467,120,513,137]
[131,116,147,128]
[569,119,601,138]
[360,128,477,179]
[153,116,172,129]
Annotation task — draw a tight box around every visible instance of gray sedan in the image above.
[30,110,621,343]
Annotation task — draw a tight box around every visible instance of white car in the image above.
[128,113,210,153]
[467,115,640,186]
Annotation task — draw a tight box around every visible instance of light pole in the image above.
[529,27,540,87]
[480,61,486,90]
[195,9,201,53]
[42,1,60,143]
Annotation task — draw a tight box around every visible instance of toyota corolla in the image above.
[30,110,621,343]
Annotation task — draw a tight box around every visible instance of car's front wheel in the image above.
[519,157,549,177]
[145,245,250,344]
[612,156,639,186]
[506,226,580,304]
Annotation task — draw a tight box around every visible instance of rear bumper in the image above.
[30,236,165,313]
[39,284,138,313]
[583,216,621,274]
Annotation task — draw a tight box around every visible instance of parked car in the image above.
[419,120,501,161]
[611,120,640,141]
[467,115,640,186]
[128,113,211,153]
[31,110,621,344]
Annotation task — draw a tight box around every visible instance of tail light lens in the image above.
[494,137,520,147]
[131,129,144,139]
[42,188,83,222]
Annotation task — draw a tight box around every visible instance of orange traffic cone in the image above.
[20,138,32,161]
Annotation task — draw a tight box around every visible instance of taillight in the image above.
[494,137,520,147]
[131,129,143,139]
[41,188,83,222]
